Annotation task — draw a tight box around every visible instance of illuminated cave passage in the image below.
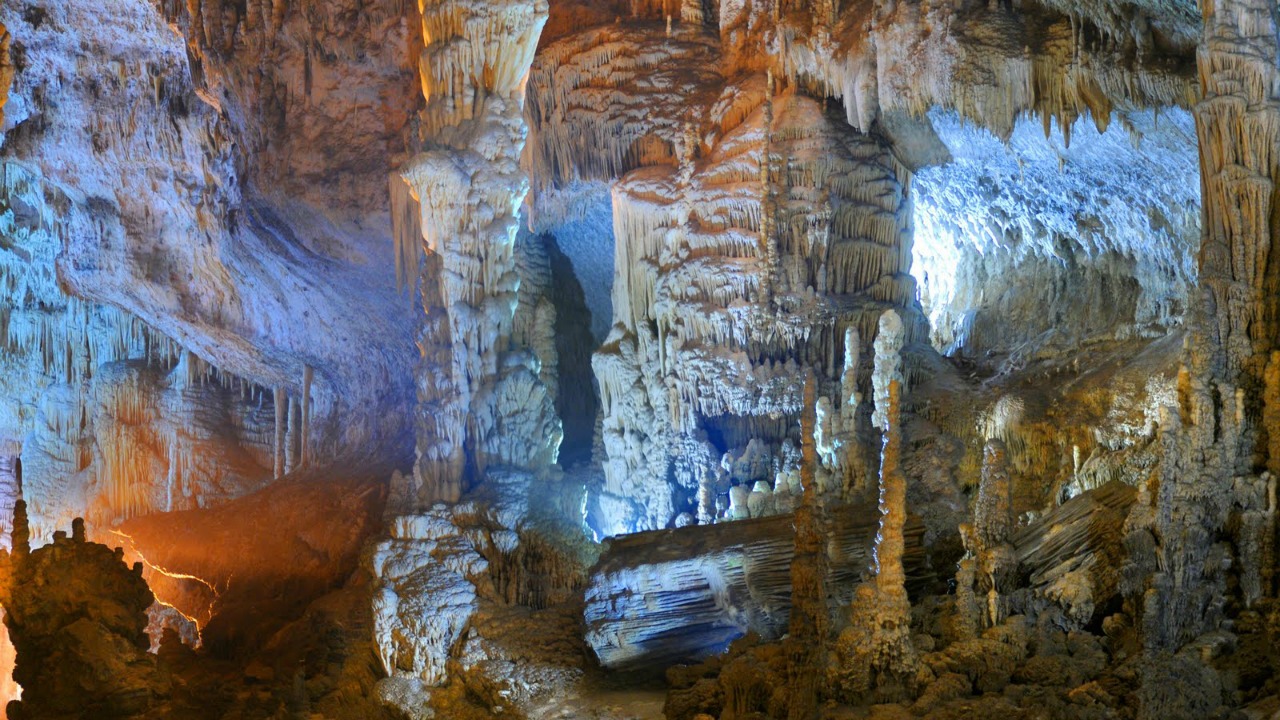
[2,0,1280,718]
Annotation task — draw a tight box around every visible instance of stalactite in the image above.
[390,175,424,298]
[285,393,299,474]
[300,364,312,468]
[273,386,286,480]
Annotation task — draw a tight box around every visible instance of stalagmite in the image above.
[953,523,981,641]
[840,327,861,424]
[786,371,827,719]
[832,309,916,702]
[974,438,1014,627]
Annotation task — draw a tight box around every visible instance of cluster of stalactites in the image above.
[416,0,548,136]
[3,159,312,526]
[269,363,314,480]
[1,162,172,386]
[586,81,927,533]
[768,0,1195,144]
[91,349,310,523]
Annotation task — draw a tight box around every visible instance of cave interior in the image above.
[0,0,1277,718]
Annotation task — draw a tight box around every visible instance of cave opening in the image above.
[528,187,616,467]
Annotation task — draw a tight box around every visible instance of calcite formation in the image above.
[831,310,917,702]
[586,82,925,536]
[9,0,1280,718]
[0,0,419,549]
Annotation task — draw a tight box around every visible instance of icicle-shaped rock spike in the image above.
[273,386,286,480]
[300,365,313,468]
[10,457,26,559]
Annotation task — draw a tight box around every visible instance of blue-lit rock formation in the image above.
[585,502,929,670]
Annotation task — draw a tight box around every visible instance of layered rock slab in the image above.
[584,503,930,670]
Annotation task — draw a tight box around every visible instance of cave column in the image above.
[1145,0,1280,651]
[401,0,551,506]
[871,311,918,697]
[870,310,911,617]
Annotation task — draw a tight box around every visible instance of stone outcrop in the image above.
[2,513,166,719]
[112,470,388,658]
[371,468,592,716]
